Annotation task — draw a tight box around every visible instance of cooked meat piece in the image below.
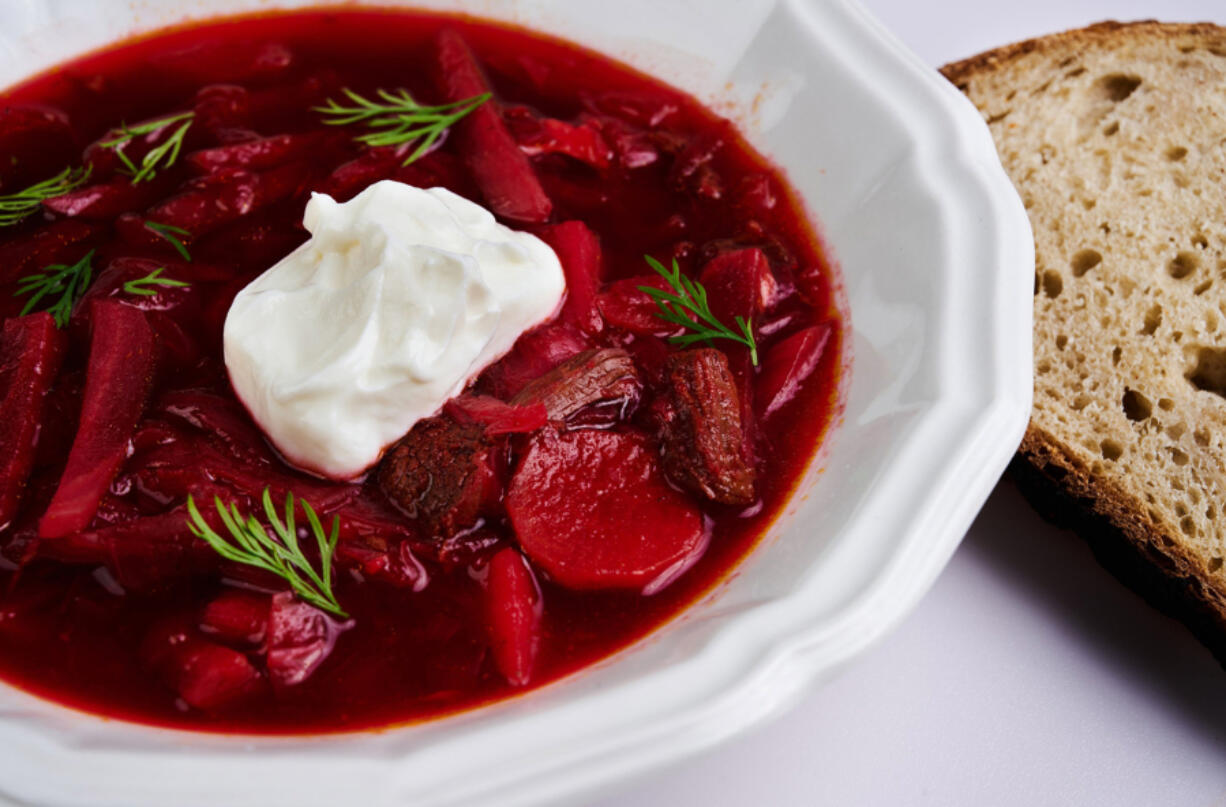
[510,347,640,422]
[657,349,756,505]
[377,416,498,539]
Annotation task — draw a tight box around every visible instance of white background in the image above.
[595,1,1226,805]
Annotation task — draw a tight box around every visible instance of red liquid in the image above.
[0,9,845,733]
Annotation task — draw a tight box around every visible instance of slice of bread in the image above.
[942,22,1226,662]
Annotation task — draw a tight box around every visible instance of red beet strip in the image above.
[484,547,542,686]
[539,221,603,334]
[39,301,156,538]
[0,313,67,531]
[431,28,552,223]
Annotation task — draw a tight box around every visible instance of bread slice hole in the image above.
[1094,74,1142,102]
[1185,345,1226,398]
[1122,388,1152,421]
[1141,304,1162,335]
[1168,251,1200,279]
[1210,557,1224,572]
[1071,249,1102,276]
[1056,334,1068,350]
[1158,397,1174,411]
[1103,121,1120,137]
[1168,446,1190,466]
[1112,346,1123,366]
[1042,270,1063,298]
[1195,279,1213,296]
[1193,234,1209,249]
[1100,439,1123,461]
[1166,145,1189,162]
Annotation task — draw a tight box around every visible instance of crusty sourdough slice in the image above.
[942,22,1226,661]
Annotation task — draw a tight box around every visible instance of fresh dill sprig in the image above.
[144,220,192,261]
[186,488,347,619]
[15,249,95,328]
[314,87,489,165]
[122,267,189,297]
[638,255,759,366]
[0,166,92,227]
[100,111,194,183]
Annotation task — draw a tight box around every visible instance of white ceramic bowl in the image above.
[0,1,1033,805]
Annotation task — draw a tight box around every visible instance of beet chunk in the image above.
[0,314,67,531]
[200,589,269,646]
[377,416,498,539]
[657,349,756,506]
[484,547,542,687]
[757,324,832,417]
[39,302,155,538]
[698,247,776,329]
[142,620,263,711]
[507,429,705,590]
[511,347,640,423]
[432,28,552,223]
[538,221,603,335]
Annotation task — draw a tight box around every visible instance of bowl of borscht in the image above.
[0,1,1033,805]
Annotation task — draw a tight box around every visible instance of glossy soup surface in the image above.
[0,9,844,732]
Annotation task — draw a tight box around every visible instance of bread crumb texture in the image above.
[945,23,1226,594]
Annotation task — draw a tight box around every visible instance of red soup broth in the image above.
[0,9,845,733]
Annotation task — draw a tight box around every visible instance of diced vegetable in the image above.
[377,416,499,539]
[504,107,613,171]
[0,313,67,531]
[444,395,547,435]
[42,176,170,220]
[141,619,264,710]
[756,324,832,417]
[656,349,755,506]
[432,29,552,223]
[266,592,351,688]
[186,132,338,174]
[39,301,156,538]
[484,547,542,687]
[478,322,591,399]
[698,247,776,329]
[200,589,270,645]
[510,347,640,423]
[596,275,677,336]
[538,221,603,334]
[506,429,705,590]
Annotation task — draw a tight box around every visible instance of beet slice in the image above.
[42,175,171,221]
[656,349,755,506]
[698,247,776,329]
[186,132,337,175]
[444,394,547,435]
[39,302,156,538]
[504,106,613,171]
[0,314,67,531]
[432,28,552,223]
[200,589,269,646]
[507,429,705,590]
[141,619,264,711]
[757,324,832,418]
[539,221,603,334]
[596,275,678,337]
[484,547,542,686]
[266,592,351,688]
[478,322,591,399]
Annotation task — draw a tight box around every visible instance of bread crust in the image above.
[942,22,1226,661]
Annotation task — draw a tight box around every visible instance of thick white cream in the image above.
[223,181,565,479]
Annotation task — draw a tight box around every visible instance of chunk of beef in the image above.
[377,416,498,539]
[510,347,640,423]
[657,349,756,506]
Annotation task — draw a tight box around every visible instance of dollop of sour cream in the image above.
[223,180,566,479]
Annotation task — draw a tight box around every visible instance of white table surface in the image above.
[595,1,1226,805]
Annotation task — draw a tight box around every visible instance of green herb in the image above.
[0,165,92,227]
[100,112,194,183]
[638,255,758,366]
[144,220,192,261]
[186,488,347,619]
[122,267,189,297]
[314,87,490,165]
[15,249,95,328]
